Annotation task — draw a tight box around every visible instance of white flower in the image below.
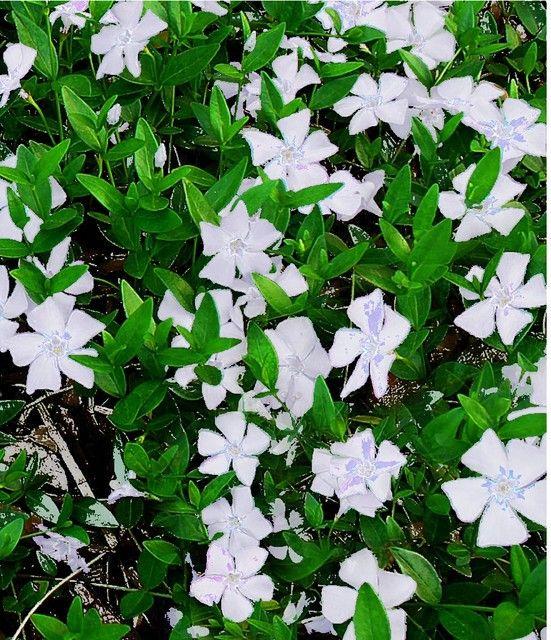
[91,0,167,79]
[442,429,546,547]
[503,355,546,420]
[214,64,261,119]
[191,0,228,16]
[107,446,144,504]
[0,43,36,108]
[389,79,445,140]
[106,102,122,125]
[314,0,387,33]
[271,52,320,104]
[238,381,281,420]
[8,293,104,394]
[199,202,282,287]
[303,615,337,635]
[321,548,416,640]
[269,412,301,466]
[282,592,311,624]
[201,485,272,554]
[187,627,210,639]
[454,253,546,345]
[330,289,410,399]
[166,608,183,628]
[0,155,66,243]
[311,429,406,517]
[233,260,308,318]
[0,266,27,352]
[470,98,546,169]
[385,2,456,73]
[34,528,89,572]
[242,109,338,191]
[31,237,94,296]
[50,0,90,32]
[268,498,307,564]
[190,543,274,623]
[198,411,270,486]
[430,76,503,127]
[265,316,331,417]
[154,143,167,168]
[281,35,347,64]
[334,73,408,135]
[439,167,526,241]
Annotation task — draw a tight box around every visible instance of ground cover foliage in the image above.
[0,1,546,639]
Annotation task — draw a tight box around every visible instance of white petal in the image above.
[221,589,253,622]
[233,456,258,486]
[512,274,546,309]
[329,328,363,368]
[477,502,529,547]
[277,109,311,147]
[340,356,370,398]
[59,354,94,388]
[190,576,225,606]
[321,585,357,624]
[505,439,546,485]
[454,299,496,339]
[511,480,546,526]
[496,252,529,290]
[461,429,507,478]
[495,306,532,345]
[241,129,282,166]
[241,424,270,455]
[441,477,489,522]
[377,570,416,609]
[197,429,227,456]
[27,355,61,393]
[199,453,231,476]
[339,548,379,590]
[216,411,246,443]
[234,546,268,577]
[239,575,273,601]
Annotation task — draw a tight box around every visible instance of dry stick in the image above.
[11,553,107,640]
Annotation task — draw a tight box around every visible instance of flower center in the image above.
[42,332,70,358]
[362,94,383,108]
[468,196,500,220]
[484,468,524,507]
[227,570,243,586]
[361,334,380,360]
[228,514,242,528]
[118,28,134,46]
[481,117,527,150]
[226,443,243,458]
[286,354,305,375]
[228,238,246,256]
[278,145,305,169]
[491,284,514,309]
[408,30,426,50]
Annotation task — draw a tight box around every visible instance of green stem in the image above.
[26,96,56,145]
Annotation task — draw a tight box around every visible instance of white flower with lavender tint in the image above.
[190,0,228,16]
[199,202,282,287]
[0,155,66,242]
[389,79,445,140]
[430,76,503,127]
[268,498,306,563]
[470,98,546,169]
[439,167,526,241]
[34,528,89,572]
[314,0,387,32]
[190,543,273,623]
[50,0,90,31]
[281,35,347,64]
[238,380,281,420]
[106,102,122,125]
[107,446,144,504]
[282,592,311,624]
[154,143,167,168]
[321,548,416,640]
[8,293,104,394]
[330,289,410,399]
[242,109,338,191]
[214,64,261,119]
[31,237,94,296]
[0,43,36,108]
[91,0,167,79]
[303,615,337,635]
[442,429,546,547]
[385,2,456,73]
[0,266,27,352]
[454,253,546,345]
[187,627,210,639]
[269,412,301,466]
[197,411,270,486]
[265,316,331,417]
[503,355,546,420]
[271,51,320,104]
[334,73,408,135]
[201,485,272,554]
[311,429,406,517]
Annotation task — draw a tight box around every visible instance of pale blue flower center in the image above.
[481,118,528,150]
[42,331,70,358]
[286,354,305,375]
[468,196,501,220]
[278,145,306,169]
[484,467,524,508]
[228,237,246,256]
[491,284,514,309]
[118,28,134,46]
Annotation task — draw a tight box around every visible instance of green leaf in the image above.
[243,22,286,73]
[413,184,439,238]
[143,539,180,565]
[120,591,154,619]
[412,117,437,161]
[457,395,493,430]
[73,498,118,528]
[184,180,219,226]
[379,220,410,262]
[285,182,343,208]
[304,492,324,528]
[31,614,68,640]
[519,561,545,615]
[124,442,151,476]
[493,601,535,640]
[134,118,159,190]
[310,74,358,110]
[252,273,293,313]
[199,471,236,508]
[245,323,279,390]
[0,239,29,258]
[397,287,431,329]
[465,147,501,206]
[105,139,145,162]
[383,165,411,222]
[161,44,220,86]
[510,546,531,589]
[113,299,154,365]
[154,268,194,313]
[110,380,167,429]
[209,85,232,143]
[439,608,491,640]
[205,157,248,213]
[391,547,442,604]
[48,264,89,294]
[192,292,220,348]
[0,517,24,560]
[35,140,71,183]
[325,242,369,278]
[15,13,57,80]
[62,87,103,152]
[353,583,391,640]
[399,50,432,88]
[0,399,26,426]
[77,174,126,215]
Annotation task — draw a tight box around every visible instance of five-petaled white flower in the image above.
[321,548,416,640]
[442,429,546,547]
[389,79,445,140]
[455,252,546,345]
[470,98,546,169]
[314,0,387,33]
[91,0,167,79]
[503,355,546,420]
[271,52,320,104]
[386,2,456,73]
[8,293,104,394]
[190,543,274,623]
[198,411,270,486]
[31,237,94,296]
[311,429,406,517]
[201,485,272,554]
[199,202,282,288]
[330,289,410,398]
[430,76,503,127]
[265,316,331,417]
[0,265,27,352]
[0,43,36,108]
[334,73,408,135]
[50,0,90,32]
[242,109,338,191]
[439,167,526,241]
[34,528,89,573]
